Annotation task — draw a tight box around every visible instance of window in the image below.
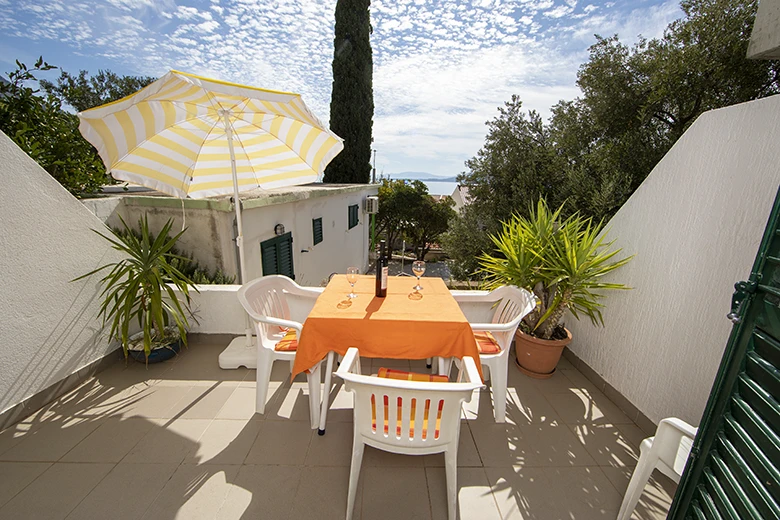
[348,204,359,229]
[312,217,323,245]
[260,232,294,279]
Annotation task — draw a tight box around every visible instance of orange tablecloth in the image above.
[292,275,482,380]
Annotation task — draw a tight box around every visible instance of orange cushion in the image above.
[274,329,298,352]
[377,367,449,383]
[474,331,500,354]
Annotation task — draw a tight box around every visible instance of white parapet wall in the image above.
[0,131,124,417]
[566,95,780,426]
[180,285,246,335]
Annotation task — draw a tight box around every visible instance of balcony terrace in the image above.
[0,335,674,520]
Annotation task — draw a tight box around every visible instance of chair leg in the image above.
[491,360,508,423]
[426,357,433,369]
[444,446,458,520]
[318,351,335,435]
[438,357,453,378]
[346,441,365,520]
[617,449,657,520]
[255,349,274,414]
[307,363,321,430]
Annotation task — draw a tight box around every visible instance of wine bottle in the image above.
[376,240,388,297]
[380,241,389,297]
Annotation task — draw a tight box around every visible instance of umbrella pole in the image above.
[223,111,253,347]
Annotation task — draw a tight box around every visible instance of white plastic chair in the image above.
[336,347,484,520]
[237,275,324,428]
[448,286,537,422]
[617,417,698,520]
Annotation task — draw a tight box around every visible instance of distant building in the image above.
[451,184,471,213]
[83,183,378,286]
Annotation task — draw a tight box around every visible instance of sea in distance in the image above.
[424,181,458,196]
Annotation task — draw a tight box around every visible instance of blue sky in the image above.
[0,0,682,178]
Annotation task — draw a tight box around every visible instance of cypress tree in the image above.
[324,0,373,184]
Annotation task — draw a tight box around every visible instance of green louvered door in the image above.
[260,232,295,280]
[668,187,780,519]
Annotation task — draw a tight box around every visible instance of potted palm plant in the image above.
[77,215,198,363]
[479,199,632,378]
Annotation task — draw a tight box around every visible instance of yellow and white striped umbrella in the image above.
[78,70,344,199]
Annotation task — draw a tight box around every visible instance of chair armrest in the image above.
[469,322,519,332]
[244,310,303,334]
[657,417,698,440]
[336,347,361,376]
[449,290,491,299]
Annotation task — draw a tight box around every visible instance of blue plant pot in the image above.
[128,338,182,363]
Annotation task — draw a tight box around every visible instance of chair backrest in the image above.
[452,286,537,350]
[336,348,483,451]
[237,275,321,338]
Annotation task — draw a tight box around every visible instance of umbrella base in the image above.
[219,336,257,369]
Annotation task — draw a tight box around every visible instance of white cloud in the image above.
[0,0,684,176]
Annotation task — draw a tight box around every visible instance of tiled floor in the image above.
[0,336,676,519]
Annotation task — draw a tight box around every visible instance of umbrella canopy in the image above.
[78,70,343,199]
[78,71,344,349]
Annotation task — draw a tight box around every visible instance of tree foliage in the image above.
[0,59,109,195]
[1,59,157,196]
[445,0,779,280]
[324,0,374,184]
[377,179,456,259]
[40,69,155,112]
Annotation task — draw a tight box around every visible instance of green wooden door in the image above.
[668,187,780,519]
[260,232,295,279]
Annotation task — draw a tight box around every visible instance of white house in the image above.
[83,183,378,286]
[450,184,471,213]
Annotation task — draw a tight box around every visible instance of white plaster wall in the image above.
[566,95,780,426]
[240,189,375,286]
[747,0,780,59]
[183,285,245,334]
[0,131,123,415]
[107,202,234,277]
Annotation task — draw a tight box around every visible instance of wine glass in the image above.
[412,260,425,291]
[346,267,359,299]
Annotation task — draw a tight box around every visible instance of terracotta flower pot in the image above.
[514,328,573,379]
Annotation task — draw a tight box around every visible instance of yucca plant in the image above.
[76,214,198,360]
[479,199,632,340]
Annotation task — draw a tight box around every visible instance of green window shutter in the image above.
[313,218,323,245]
[259,232,295,280]
[348,204,359,229]
[669,187,780,520]
[260,238,278,276]
[278,232,294,279]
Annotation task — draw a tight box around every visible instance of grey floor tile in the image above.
[184,418,262,465]
[484,466,558,520]
[0,417,103,462]
[569,423,641,468]
[244,420,313,465]
[544,466,623,517]
[469,421,525,467]
[61,417,155,463]
[361,465,431,519]
[601,466,677,520]
[122,418,211,464]
[0,462,114,520]
[217,464,302,519]
[143,464,241,520]
[65,462,178,520]
[290,466,354,520]
[545,389,633,425]
[0,461,51,508]
[427,467,501,520]
[513,420,597,467]
[305,421,354,466]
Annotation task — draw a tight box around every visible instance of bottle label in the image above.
[381,266,388,289]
